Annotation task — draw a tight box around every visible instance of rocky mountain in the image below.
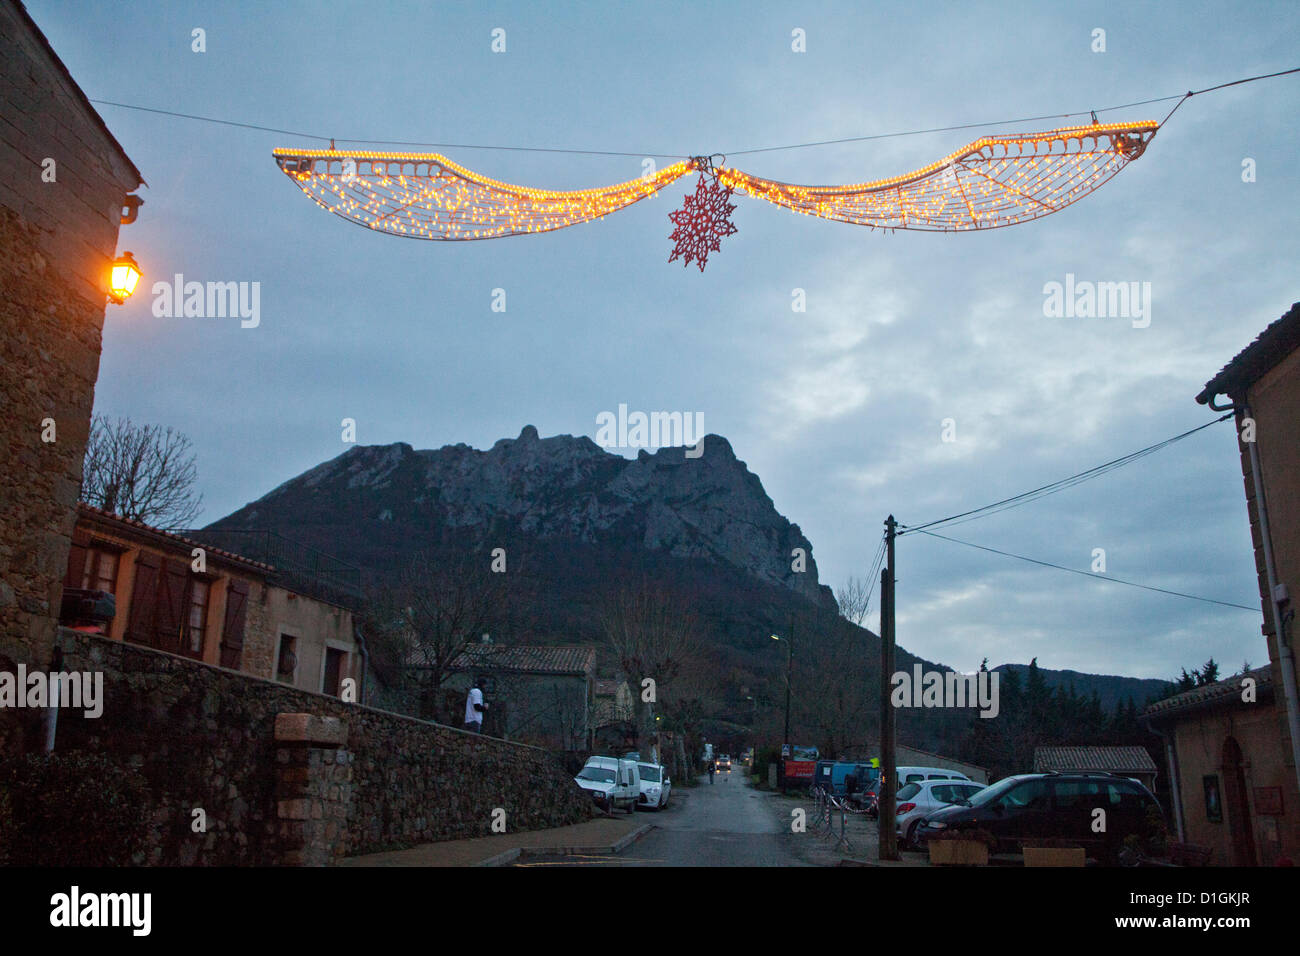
[207,426,836,637]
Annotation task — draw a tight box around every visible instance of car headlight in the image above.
[926,821,946,830]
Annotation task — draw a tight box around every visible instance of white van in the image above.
[575,756,641,814]
[884,766,972,792]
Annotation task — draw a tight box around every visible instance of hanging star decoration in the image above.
[668,157,738,271]
[272,120,1157,271]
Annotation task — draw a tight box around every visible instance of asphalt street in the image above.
[565,769,815,866]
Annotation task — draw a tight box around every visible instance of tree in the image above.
[363,549,511,721]
[80,415,203,526]
[598,575,705,759]
[835,576,872,626]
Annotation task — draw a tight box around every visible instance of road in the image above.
[603,768,814,866]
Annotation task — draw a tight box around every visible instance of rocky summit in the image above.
[210,426,837,618]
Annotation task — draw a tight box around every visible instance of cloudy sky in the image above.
[36,1,1299,680]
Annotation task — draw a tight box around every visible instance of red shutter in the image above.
[126,551,161,646]
[220,578,249,670]
[64,527,91,588]
[154,558,191,655]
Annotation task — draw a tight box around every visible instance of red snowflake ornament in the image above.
[668,173,737,272]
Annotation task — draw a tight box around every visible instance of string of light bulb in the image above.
[273,120,1157,247]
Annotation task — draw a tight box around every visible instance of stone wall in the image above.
[42,629,594,864]
[0,0,141,755]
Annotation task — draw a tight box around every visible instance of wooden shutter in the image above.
[220,578,249,670]
[126,551,161,646]
[64,527,91,588]
[154,558,191,655]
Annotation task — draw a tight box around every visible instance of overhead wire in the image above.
[88,66,1299,161]
[913,529,1258,612]
[899,414,1234,537]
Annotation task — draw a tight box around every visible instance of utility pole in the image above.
[878,515,899,861]
[783,613,794,748]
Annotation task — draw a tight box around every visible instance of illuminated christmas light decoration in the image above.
[273,120,1157,265]
[272,148,693,239]
[717,121,1158,232]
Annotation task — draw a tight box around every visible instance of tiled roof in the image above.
[78,502,274,573]
[1196,301,1300,405]
[1143,666,1273,719]
[1034,746,1157,774]
[447,644,596,676]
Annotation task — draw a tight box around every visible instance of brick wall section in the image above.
[0,0,142,756]
[52,629,595,865]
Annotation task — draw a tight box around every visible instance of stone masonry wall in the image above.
[48,629,594,864]
[0,0,141,756]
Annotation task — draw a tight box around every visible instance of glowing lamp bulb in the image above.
[109,251,141,304]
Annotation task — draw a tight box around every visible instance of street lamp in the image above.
[771,628,794,748]
[108,251,141,304]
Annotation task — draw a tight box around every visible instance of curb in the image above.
[478,823,656,866]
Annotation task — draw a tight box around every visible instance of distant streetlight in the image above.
[108,251,141,304]
[771,622,794,749]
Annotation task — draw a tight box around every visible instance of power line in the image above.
[899,414,1234,537]
[86,99,688,159]
[914,529,1258,612]
[89,65,1299,161]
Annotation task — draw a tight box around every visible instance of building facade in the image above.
[1148,299,1300,864]
[442,643,596,750]
[62,504,362,699]
[0,0,144,758]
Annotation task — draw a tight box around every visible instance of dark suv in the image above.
[915,772,1161,863]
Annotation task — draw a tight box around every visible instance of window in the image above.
[277,635,298,683]
[1053,780,1104,810]
[999,779,1051,810]
[187,578,211,655]
[322,646,346,696]
[897,783,922,800]
[81,546,120,594]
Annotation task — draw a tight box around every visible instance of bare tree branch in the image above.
[81,415,203,527]
[835,575,871,626]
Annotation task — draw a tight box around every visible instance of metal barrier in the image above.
[808,786,856,852]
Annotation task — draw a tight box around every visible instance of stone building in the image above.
[441,643,596,750]
[0,0,144,755]
[62,504,363,699]
[1144,667,1284,865]
[1148,298,1300,865]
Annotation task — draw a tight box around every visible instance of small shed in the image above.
[1033,745,1158,792]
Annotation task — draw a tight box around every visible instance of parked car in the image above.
[915,772,1162,863]
[867,766,974,817]
[637,762,671,809]
[575,756,641,814]
[895,779,987,847]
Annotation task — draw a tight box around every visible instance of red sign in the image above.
[784,760,816,779]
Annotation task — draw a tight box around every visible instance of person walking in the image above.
[707,760,715,784]
[464,678,485,734]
